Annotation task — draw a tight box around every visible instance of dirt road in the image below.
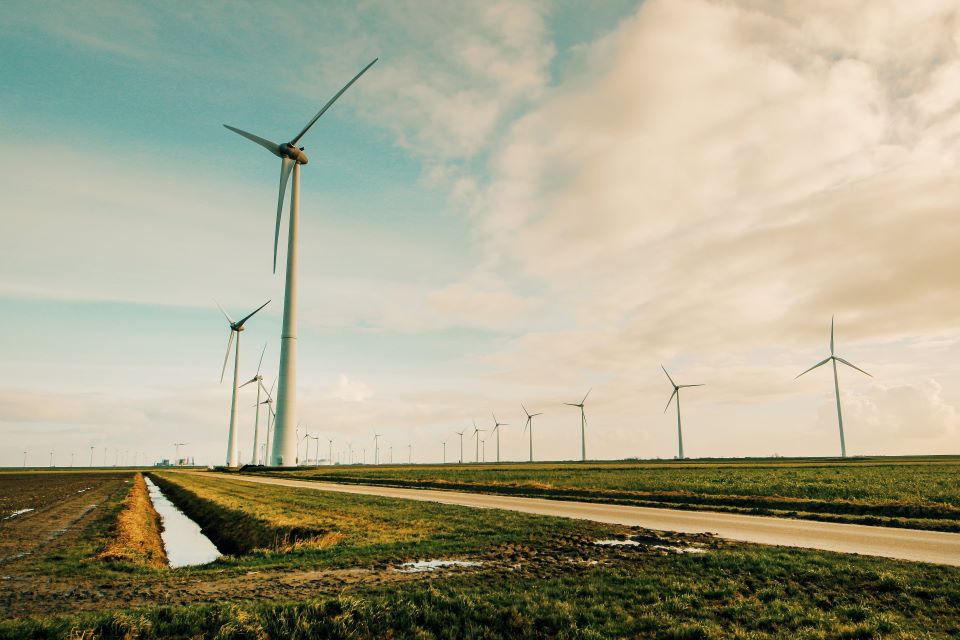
[208,472,960,566]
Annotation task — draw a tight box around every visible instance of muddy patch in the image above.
[395,559,483,573]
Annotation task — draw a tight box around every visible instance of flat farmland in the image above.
[253,456,960,531]
[3,470,960,639]
[0,471,132,567]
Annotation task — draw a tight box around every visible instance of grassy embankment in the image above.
[251,456,960,532]
[3,470,960,638]
[97,473,167,569]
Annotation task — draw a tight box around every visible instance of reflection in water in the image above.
[144,476,220,568]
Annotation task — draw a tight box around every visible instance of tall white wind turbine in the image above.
[564,389,591,462]
[521,404,542,463]
[218,300,270,467]
[239,343,268,465]
[224,58,378,467]
[796,316,872,458]
[662,366,703,460]
[258,378,277,464]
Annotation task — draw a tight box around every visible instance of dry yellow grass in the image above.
[98,473,167,569]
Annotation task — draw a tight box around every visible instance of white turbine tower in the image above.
[521,404,542,463]
[796,316,872,458]
[472,421,486,463]
[491,413,508,463]
[258,378,277,464]
[217,300,270,467]
[662,366,703,460]
[239,343,268,465]
[374,434,382,465]
[224,58,378,467]
[564,389,591,462]
[455,430,465,464]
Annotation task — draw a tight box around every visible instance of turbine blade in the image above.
[215,300,234,325]
[274,157,295,273]
[795,357,832,379]
[582,388,592,404]
[679,384,705,388]
[240,377,258,388]
[269,378,277,395]
[830,315,835,355]
[663,388,677,413]
[236,299,271,328]
[521,403,530,418]
[223,125,281,156]
[532,413,543,417]
[220,330,235,383]
[256,343,267,376]
[835,356,872,377]
[661,365,676,387]
[290,58,378,145]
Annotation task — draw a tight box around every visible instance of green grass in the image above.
[5,546,960,638]
[249,456,960,531]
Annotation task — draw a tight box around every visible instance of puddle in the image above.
[4,508,35,520]
[594,539,642,547]
[144,476,220,568]
[395,559,482,573]
[594,539,709,554]
[653,545,708,554]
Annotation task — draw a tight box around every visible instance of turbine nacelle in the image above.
[280,143,309,165]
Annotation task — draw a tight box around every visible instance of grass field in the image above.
[2,469,959,638]
[250,456,960,531]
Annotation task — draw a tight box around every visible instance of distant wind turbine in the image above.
[217,300,270,467]
[441,440,447,464]
[224,58,378,467]
[472,421,486,463]
[374,434,382,465]
[796,316,872,458]
[491,413,508,463]
[564,389,591,461]
[239,343,268,465]
[455,430,465,464]
[258,378,277,465]
[521,405,543,463]
[662,365,703,460]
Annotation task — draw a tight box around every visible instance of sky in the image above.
[2,0,959,468]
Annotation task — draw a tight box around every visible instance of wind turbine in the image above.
[472,421,486,463]
[455,430,465,463]
[240,343,268,465]
[328,438,334,465]
[374,434,382,465]
[662,365,703,460]
[441,440,447,464]
[491,413,508,463]
[258,378,277,464]
[224,58,378,467]
[174,442,188,465]
[796,316,872,458]
[522,404,542,463]
[217,300,270,467]
[564,389,591,462]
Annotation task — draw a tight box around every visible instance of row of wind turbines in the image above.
[221,313,870,466]
[209,58,871,467]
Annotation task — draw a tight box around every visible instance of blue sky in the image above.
[2,1,959,467]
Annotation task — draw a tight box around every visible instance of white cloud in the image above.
[330,374,373,403]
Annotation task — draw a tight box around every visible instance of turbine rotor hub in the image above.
[280,143,309,165]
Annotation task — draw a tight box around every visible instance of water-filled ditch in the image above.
[144,476,220,568]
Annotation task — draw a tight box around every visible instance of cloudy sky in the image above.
[2,0,959,467]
